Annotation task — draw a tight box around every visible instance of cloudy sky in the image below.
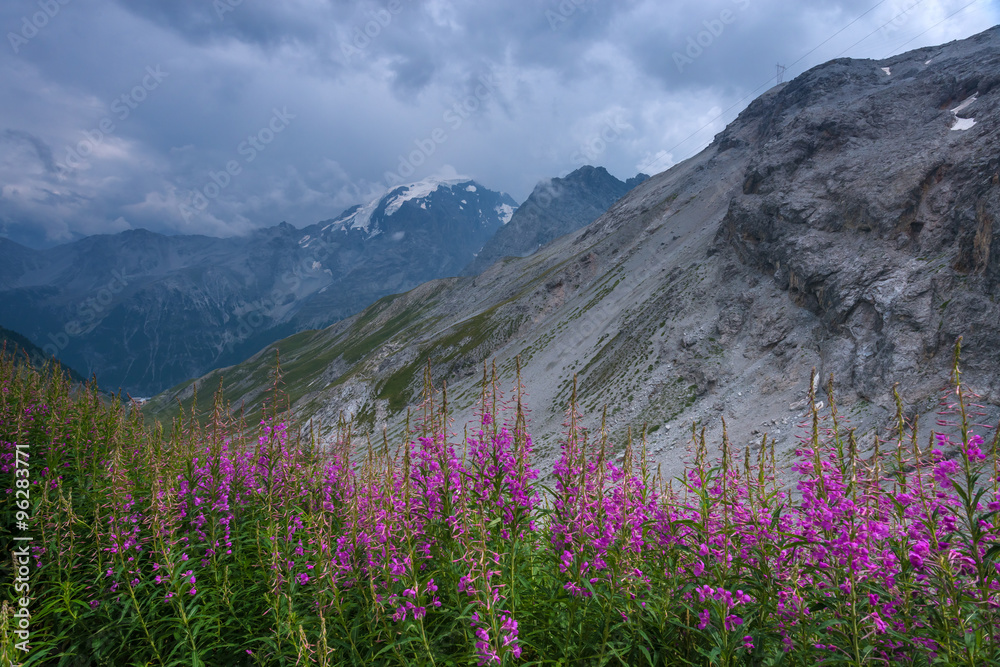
[0,0,996,247]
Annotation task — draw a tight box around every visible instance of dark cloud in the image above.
[4,129,57,174]
[0,0,996,247]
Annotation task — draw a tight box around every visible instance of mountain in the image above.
[151,26,1000,480]
[0,178,516,396]
[464,166,648,274]
[0,324,86,383]
[288,177,517,329]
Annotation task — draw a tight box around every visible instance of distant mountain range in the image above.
[0,167,648,397]
[146,27,1000,480]
[0,177,517,395]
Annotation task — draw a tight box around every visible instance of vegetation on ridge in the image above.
[1,340,998,665]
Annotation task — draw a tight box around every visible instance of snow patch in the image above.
[466,185,477,192]
[924,59,932,65]
[390,231,406,241]
[383,176,469,216]
[495,203,515,225]
[950,94,977,131]
[333,197,381,235]
[951,117,976,131]
[881,67,891,76]
[311,261,321,270]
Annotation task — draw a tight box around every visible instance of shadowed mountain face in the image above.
[148,27,1000,478]
[464,166,648,275]
[0,179,516,395]
[0,324,85,383]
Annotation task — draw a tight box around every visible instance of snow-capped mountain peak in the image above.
[383,176,471,217]
[318,177,518,240]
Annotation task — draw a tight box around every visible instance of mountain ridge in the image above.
[0,177,518,395]
[146,27,1000,479]
[464,166,648,275]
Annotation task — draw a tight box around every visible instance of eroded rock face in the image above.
[716,28,1000,403]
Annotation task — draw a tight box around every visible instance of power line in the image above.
[827,0,932,58]
[637,0,891,175]
[636,0,966,176]
[881,0,981,58]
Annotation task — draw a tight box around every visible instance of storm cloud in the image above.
[1,0,996,246]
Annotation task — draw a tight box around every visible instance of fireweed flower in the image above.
[964,434,987,461]
[870,611,888,634]
[8,360,999,666]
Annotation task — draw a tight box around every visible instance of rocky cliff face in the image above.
[464,166,647,275]
[149,28,1000,478]
[0,179,516,395]
[714,28,1000,404]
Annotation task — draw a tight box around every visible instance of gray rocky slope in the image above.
[150,27,1000,478]
[464,166,648,275]
[0,179,516,395]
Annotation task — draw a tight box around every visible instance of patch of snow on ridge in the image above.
[950,94,977,131]
[298,234,310,245]
[881,67,891,75]
[952,117,976,131]
[466,185,477,192]
[338,197,381,234]
[383,177,469,216]
[495,203,515,225]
